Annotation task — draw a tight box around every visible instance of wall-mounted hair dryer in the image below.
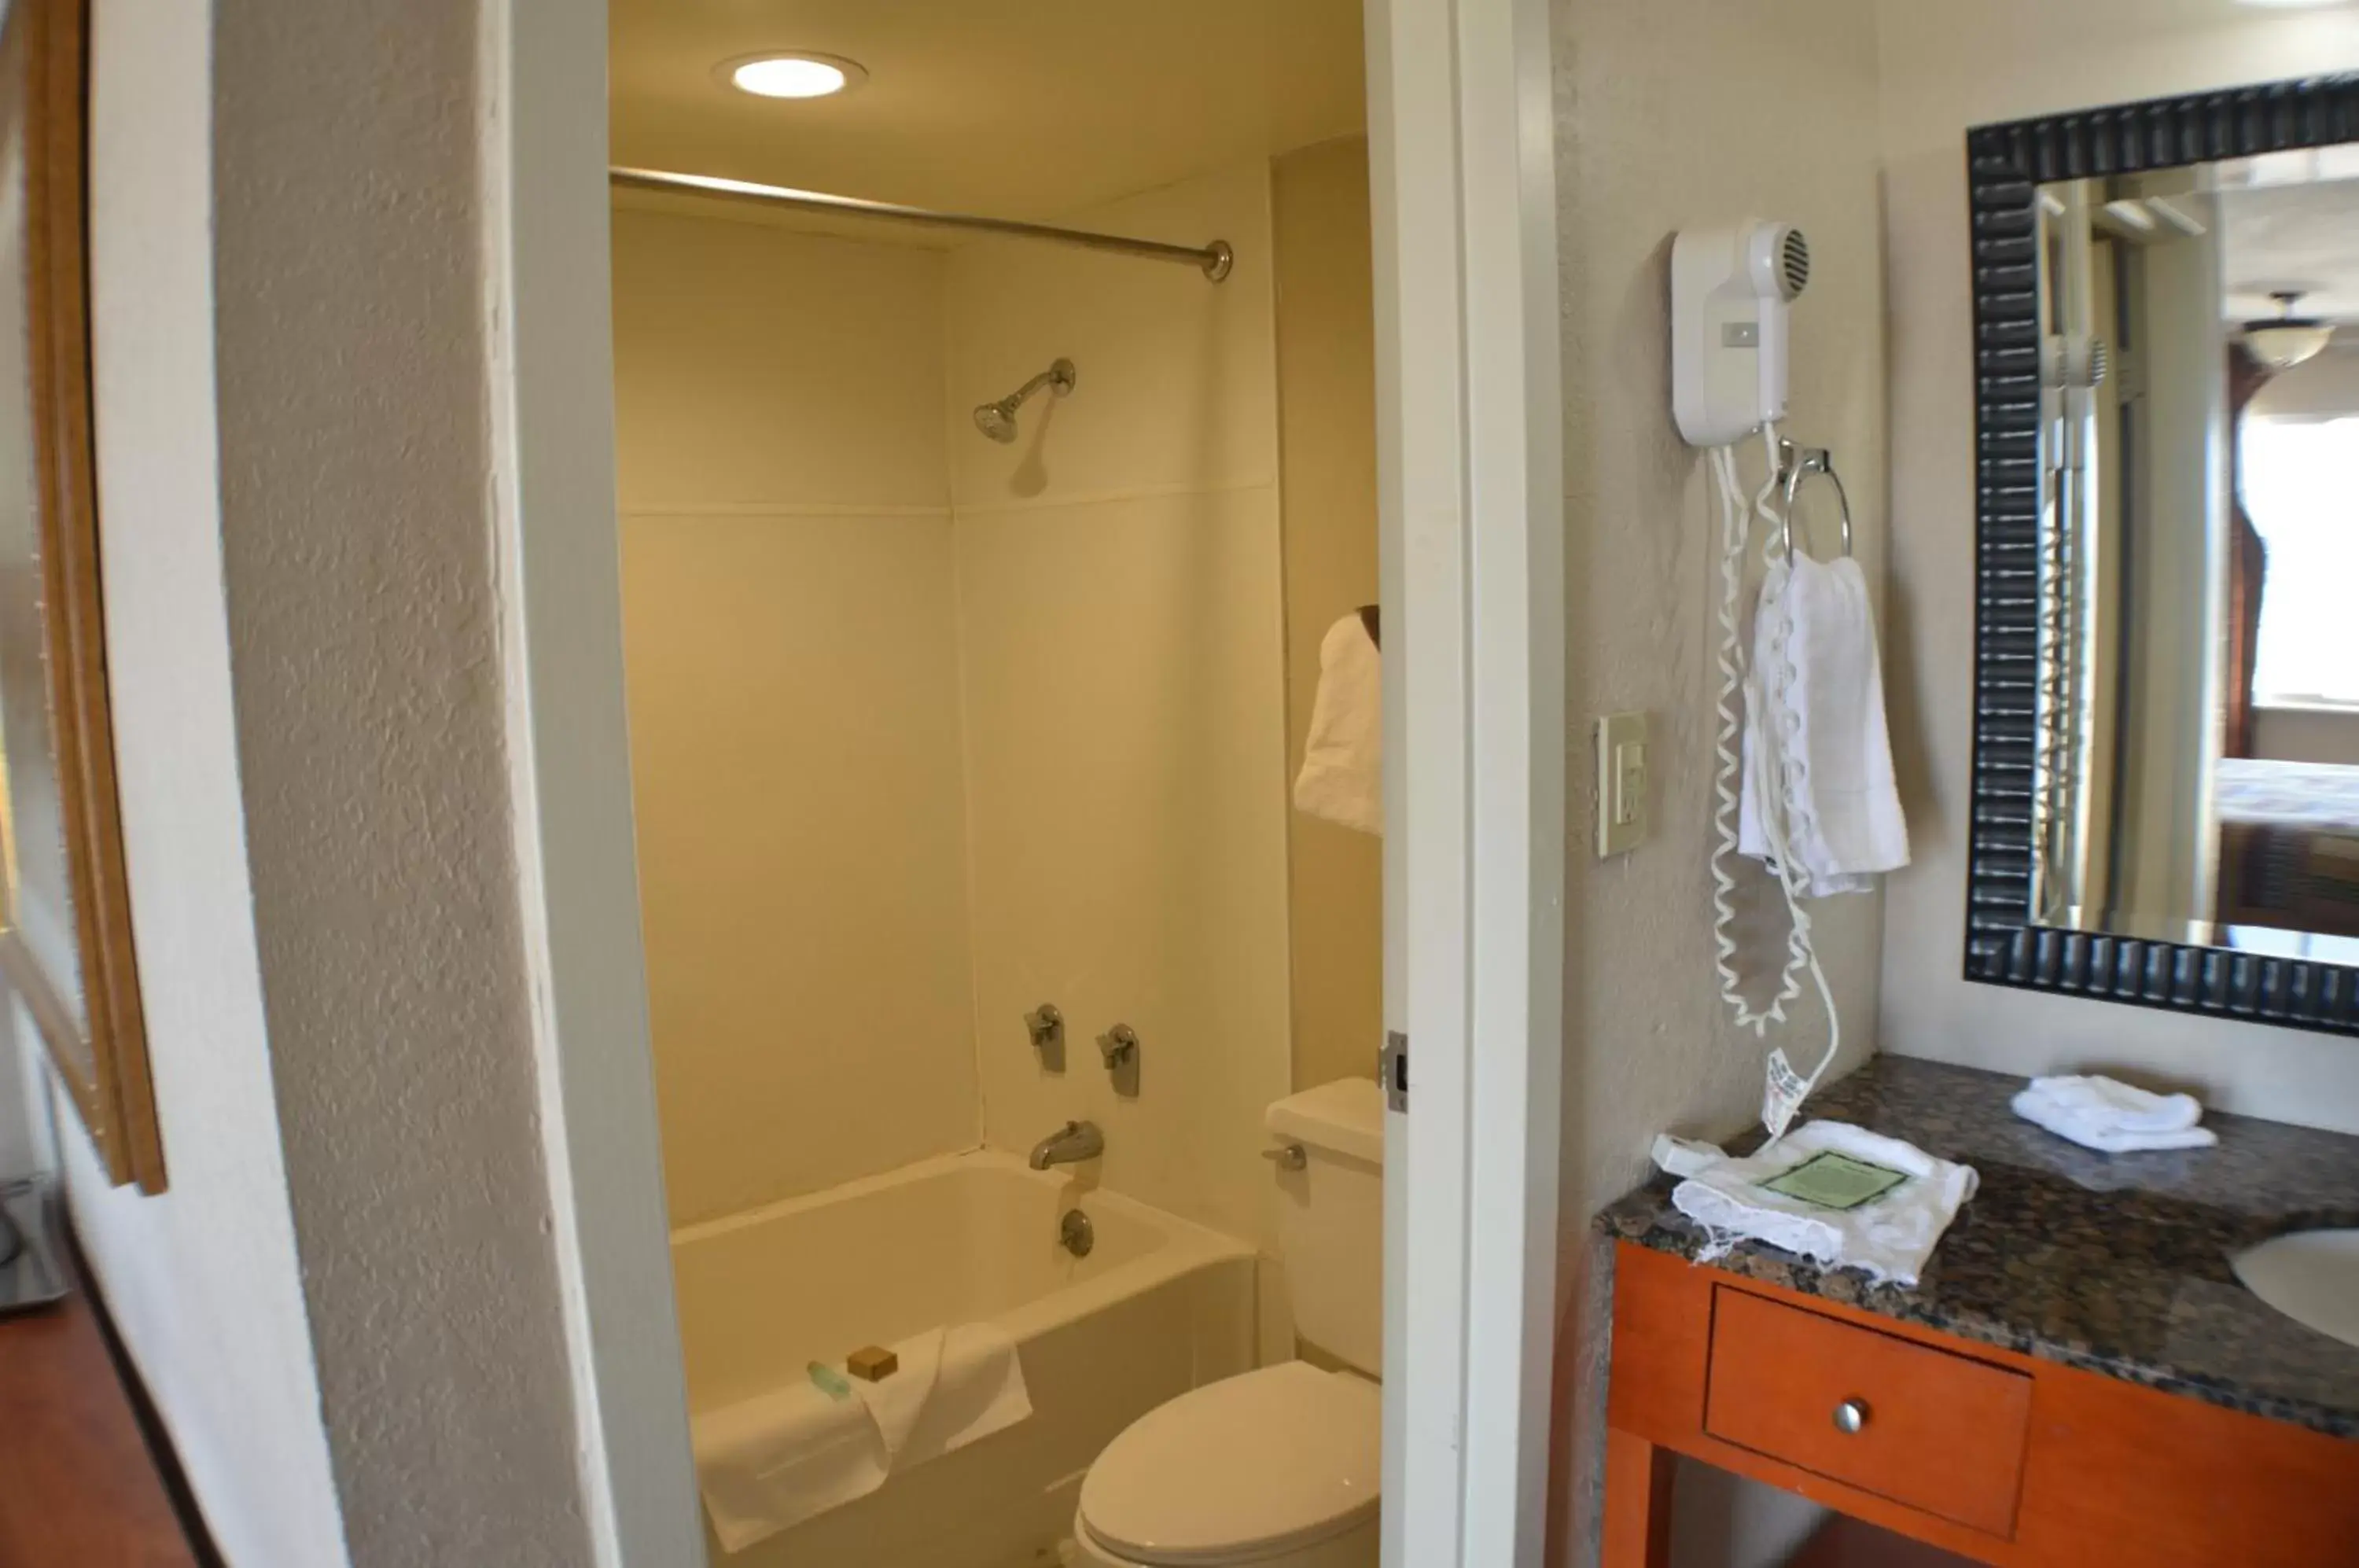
[1671,221,1812,447]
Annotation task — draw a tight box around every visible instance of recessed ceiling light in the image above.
[721,53,867,100]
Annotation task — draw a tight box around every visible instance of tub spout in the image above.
[1029,1120,1103,1171]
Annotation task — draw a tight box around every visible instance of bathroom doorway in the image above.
[488,1,1562,1562]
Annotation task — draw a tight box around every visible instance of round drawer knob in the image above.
[1832,1398,1870,1435]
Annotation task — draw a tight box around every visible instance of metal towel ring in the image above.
[1776,438,1853,561]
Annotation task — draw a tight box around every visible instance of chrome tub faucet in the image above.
[1029,1120,1104,1171]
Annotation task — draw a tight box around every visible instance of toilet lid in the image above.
[1080,1362,1379,1566]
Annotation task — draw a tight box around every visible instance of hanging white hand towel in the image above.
[1670,1120,1978,1286]
[1294,611,1382,836]
[1739,553,1910,896]
[2011,1074,2217,1154]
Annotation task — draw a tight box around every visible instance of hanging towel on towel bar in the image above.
[1294,610,1382,836]
[695,1322,1033,1553]
[1739,552,1909,896]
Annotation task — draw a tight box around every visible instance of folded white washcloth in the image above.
[1294,612,1382,836]
[1670,1120,1978,1286]
[2024,1074,2201,1132]
[694,1322,1032,1553]
[2011,1075,2217,1154]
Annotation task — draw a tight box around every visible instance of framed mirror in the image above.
[1966,75,2359,1032]
[0,0,161,1189]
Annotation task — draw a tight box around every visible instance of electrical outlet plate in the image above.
[1595,712,1650,857]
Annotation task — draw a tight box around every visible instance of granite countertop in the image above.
[1597,1055,2359,1439]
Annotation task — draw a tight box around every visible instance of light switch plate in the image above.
[1595,712,1650,857]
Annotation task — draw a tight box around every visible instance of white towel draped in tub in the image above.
[1739,553,1909,896]
[695,1323,1032,1554]
[1294,612,1382,836]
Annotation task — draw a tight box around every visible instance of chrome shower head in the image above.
[974,400,1021,443]
[972,357,1075,444]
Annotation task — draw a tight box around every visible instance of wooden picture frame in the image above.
[1963,73,2359,1037]
[0,0,160,1191]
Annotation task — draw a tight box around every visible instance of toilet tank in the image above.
[1264,1077,1386,1375]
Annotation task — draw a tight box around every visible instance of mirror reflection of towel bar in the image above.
[1776,439,1853,560]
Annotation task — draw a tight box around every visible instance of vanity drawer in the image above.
[1704,1287,2033,1538]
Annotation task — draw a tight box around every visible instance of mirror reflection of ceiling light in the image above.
[723,53,867,99]
[2244,291,2335,372]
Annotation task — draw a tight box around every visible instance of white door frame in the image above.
[1368,0,1566,1564]
[490,0,1566,1562]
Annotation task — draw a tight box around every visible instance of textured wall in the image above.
[1552,0,1889,1220]
[611,209,981,1226]
[950,161,1296,1255]
[57,2,351,1561]
[1551,0,1890,1559]
[1871,1,2359,1132]
[205,0,593,1562]
[1274,138,1385,1095]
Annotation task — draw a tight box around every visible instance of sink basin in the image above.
[2232,1230,2359,1349]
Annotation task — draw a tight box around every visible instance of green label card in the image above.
[1757,1150,1909,1211]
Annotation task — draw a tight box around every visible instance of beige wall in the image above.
[59,2,349,1559]
[1274,138,1383,1094]
[206,0,599,1555]
[1873,1,2359,1131]
[951,161,1295,1253]
[1553,0,1890,1222]
[2253,707,2359,767]
[1551,0,1890,1560]
[611,208,981,1227]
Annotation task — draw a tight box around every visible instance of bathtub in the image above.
[672,1149,1259,1568]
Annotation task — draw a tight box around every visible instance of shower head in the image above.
[973,402,1019,443]
[973,357,1075,444]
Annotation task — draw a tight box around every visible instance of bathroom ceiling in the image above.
[2219,171,2359,326]
[609,0,1367,222]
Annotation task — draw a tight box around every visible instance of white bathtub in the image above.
[672,1149,1259,1568]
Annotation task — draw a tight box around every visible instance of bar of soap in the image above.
[846,1345,899,1382]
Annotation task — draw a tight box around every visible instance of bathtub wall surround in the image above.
[1869,0,2359,1131]
[671,1150,1256,1567]
[612,207,981,1227]
[951,160,1297,1257]
[614,160,1308,1275]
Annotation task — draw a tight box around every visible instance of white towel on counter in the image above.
[1294,612,1382,836]
[1739,554,1910,896]
[1670,1120,1978,1287]
[695,1322,1032,1554]
[2011,1074,2217,1154]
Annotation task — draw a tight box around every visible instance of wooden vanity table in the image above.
[1596,1057,2359,1567]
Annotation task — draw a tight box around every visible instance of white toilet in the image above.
[1073,1078,1385,1568]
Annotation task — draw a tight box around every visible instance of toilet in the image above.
[1073,1078,1385,1568]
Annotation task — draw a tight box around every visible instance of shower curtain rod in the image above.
[609,167,1235,282]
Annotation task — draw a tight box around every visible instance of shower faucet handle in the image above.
[1026,1003,1064,1049]
[1096,1024,1139,1069]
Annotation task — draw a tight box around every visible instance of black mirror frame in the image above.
[1964,72,2359,1033]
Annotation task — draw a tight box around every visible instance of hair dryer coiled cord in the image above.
[1708,426,1841,1118]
